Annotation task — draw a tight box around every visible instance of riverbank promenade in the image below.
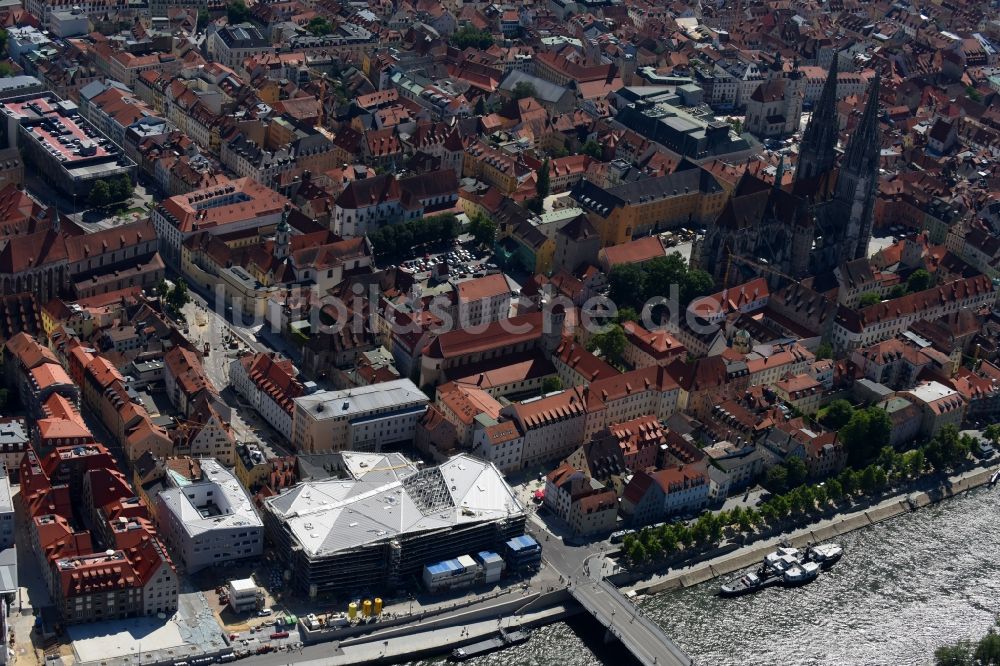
[623,462,1000,595]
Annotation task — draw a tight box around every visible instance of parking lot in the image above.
[397,242,498,282]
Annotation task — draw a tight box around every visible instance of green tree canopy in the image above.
[89,180,111,207]
[935,642,974,666]
[581,140,603,159]
[889,284,907,298]
[226,0,251,24]
[936,623,1000,666]
[536,158,550,199]
[681,268,715,306]
[821,399,856,430]
[368,213,460,260]
[841,406,891,467]
[468,214,497,248]
[859,465,878,494]
[858,292,881,307]
[108,175,133,203]
[973,628,1000,665]
[450,25,494,50]
[924,424,970,472]
[306,16,333,35]
[608,264,645,308]
[906,268,932,292]
[785,457,808,487]
[811,484,828,509]
[167,278,190,311]
[605,253,716,315]
[643,254,688,301]
[541,376,563,394]
[616,306,639,324]
[765,465,788,493]
[982,423,1000,445]
[587,324,627,366]
[839,468,859,496]
[511,81,537,100]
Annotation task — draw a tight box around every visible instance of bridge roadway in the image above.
[568,577,693,666]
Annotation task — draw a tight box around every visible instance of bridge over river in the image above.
[568,577,693,666]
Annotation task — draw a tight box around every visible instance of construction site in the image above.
[260,452,528,598]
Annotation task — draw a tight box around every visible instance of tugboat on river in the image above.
[806,543,844,568]
[720,544,838,597]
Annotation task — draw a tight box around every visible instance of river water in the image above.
[410,486,1000,665]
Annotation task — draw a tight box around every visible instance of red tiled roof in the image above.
[456,273,511,302]
[554,337,619,382]
[423,312,544,359]
[241,352,305,414]
[158,178,287,234]
[600,236,666,267]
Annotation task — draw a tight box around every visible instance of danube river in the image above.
[411,486,1000,665]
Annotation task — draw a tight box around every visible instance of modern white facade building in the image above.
[153,459,264,573]
[0,468,12,549]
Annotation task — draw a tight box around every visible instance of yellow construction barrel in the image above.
[348,602,358,620]
[362,599,372,617]
[374,598,383,615]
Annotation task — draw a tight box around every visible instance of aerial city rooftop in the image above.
[0,0,998,663]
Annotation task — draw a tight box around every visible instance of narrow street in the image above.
[179,294,292,459]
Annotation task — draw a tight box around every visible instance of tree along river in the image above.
[410,485,1000,665]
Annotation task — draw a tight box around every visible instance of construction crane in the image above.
[723,246,798,288]
[369,463,415,473]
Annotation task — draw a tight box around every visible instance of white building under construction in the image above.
[261,452,525,598]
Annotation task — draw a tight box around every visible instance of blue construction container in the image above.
[503,535,541,569]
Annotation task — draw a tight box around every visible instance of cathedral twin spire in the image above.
[793,52,883,266]
[836,73,882,261]
[795,53,839,183]
[838,74,882,177]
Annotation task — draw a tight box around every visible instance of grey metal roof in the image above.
[157,459,262,538]
[498,70,570,104]
[0,474,11,514]
[0,420,27,448]
[264,454,523,557]
[294,379,428,422]
[0,547,16,594]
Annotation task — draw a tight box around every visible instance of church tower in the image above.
[795,54,839,183]
[274,204,291,261]
[835,75,882,261]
